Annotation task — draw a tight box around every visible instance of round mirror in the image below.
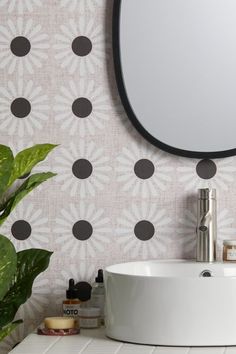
[113,0,236,158]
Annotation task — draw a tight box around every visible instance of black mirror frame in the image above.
[113,0,236,159]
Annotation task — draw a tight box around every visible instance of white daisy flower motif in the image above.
[0,80,49,137]
[54,18,107,75]
[177,206,236,260]
[53,80,110,137]
[60,0,103,13]
[113,102,139,138]
[53,262,95,305]
[9,140,34,156]
[0,202,50,251]
[55,141,111,198]
[177,157,236,191]
[118,111,136,134]
[116,203,173,260]
[0,0,42,14]
[116,141,173,197]
[54,203,111,259]
[0,18,49,75]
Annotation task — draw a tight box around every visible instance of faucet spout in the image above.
[196,188,217,262]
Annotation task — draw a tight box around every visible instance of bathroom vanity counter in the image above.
[8,328,236,354]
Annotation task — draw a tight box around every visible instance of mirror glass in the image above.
[114,0,236,158]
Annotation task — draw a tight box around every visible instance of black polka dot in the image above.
[11,98,31,118]
[72,220,93,240]
[134,159,155,179]
[196,159,217,179]
[72,36,92,56]
[10,36,31,57]
[134,220,155,241]
[72,159,93,179]
[11,220,32,240]
[72,98,93,118]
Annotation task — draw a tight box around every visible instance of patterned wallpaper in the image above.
[1,0,236,352]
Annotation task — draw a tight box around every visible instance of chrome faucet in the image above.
[196,188,217,262]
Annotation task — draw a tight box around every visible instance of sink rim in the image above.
[105,259,236,279]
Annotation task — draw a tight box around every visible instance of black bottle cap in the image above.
[95,269,103,283]
[75,281,92,301]
[66,278,79,299]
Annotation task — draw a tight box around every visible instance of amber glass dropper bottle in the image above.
[63,279,81,328]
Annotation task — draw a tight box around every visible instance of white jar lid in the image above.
[223,240,236,246]
[78,307,100,317]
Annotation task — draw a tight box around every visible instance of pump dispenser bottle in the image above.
[90,269,105,325]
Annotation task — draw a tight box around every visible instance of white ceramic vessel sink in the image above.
[104,260,236,346]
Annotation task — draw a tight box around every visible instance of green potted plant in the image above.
[0,143,57,342]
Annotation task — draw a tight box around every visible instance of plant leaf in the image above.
[0,145,14,196]
[8,144,57,187]
[0,235,17,301]
[0,320,23,342]
[0,249,52,328]
[0,172,56,226]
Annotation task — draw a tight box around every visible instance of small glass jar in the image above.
[78,307,101,329]
[223,240,236,262]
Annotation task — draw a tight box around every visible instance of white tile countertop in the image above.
[8,328,236,354]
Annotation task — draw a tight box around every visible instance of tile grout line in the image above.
[43,337,62,354]
[114,342,124,354]
[78,338,93,354]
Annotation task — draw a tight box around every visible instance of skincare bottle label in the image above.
[227,249,236,260]
[63,303,80,317]
[63,303,80,328]
[80,317,100,328]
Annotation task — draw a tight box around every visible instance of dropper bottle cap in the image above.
[66,279,79,299]
[95,269,103,283]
